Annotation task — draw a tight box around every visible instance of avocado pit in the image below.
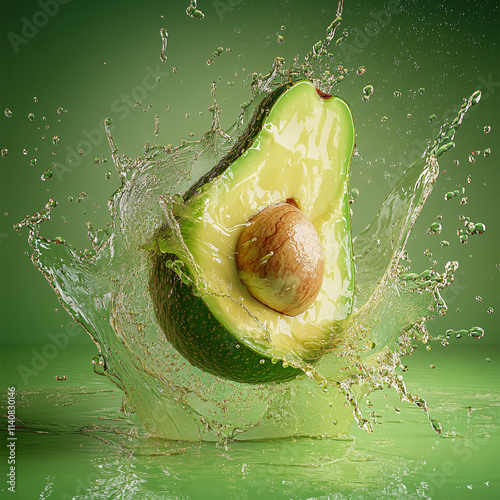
[235,201,324,316]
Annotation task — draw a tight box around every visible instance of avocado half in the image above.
[149,80,356,384]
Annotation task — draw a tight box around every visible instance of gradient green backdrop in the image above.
[0,0,499,499]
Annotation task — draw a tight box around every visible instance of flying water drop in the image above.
[41,170,53,181]
[362,85,374,101]
[160,28,169,62]
[186,0,204,19]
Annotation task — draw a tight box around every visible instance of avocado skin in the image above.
[150,250,303,384]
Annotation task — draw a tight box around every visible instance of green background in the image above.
[0,0,499,498]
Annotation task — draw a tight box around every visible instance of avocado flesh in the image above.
[151,80,355,383]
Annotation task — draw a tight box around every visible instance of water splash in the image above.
[14,10,483,442]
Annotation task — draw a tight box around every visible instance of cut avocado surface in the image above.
[149,80,355,384]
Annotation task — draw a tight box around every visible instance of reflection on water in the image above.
[1,344,498,499]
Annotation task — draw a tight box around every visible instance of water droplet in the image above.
[468,154,475,163]
[56,107,67,115]
[474,222,486,234]
[483,148,491,157]
[349,188,359,204]
[484,125,491,134]
[431,419,443,434]
[426,345,431,351]
[52,135,59,146]
[486,357,491,363]
[105,171,112,180]
[487,307,494,314]
[41,169,53,181]
[362,420,373,433]
[459,234,468,244]
[460,197,468,205]
[4,108,13,118]
[469,326,484,339]
[160,27,169,61]
[271,357,278,364]
[362,85,374,101]
[186,0,204,19]
[440,240,449,248]
[93,157,100,166]
[28,112,35,121]
[418,87,425,94]
[445,191,457,201]
[356,66,366,76]
[68,196,73,202]
[277,34,285,43]
[476,295,482,302]
[206,59,214,66]
[259,359,265,364]
[30,156,37,166]
[470,90,481,104]
[427,222,442,234]
[172,67,178,73]
[1,148,7,158]
[462,222,472,234]
[77,192,89,203]
[467,175,472,183]
[381,116,388,122]
[428,114,437,122]
[92,354,107,375]
[393,90,402,97]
